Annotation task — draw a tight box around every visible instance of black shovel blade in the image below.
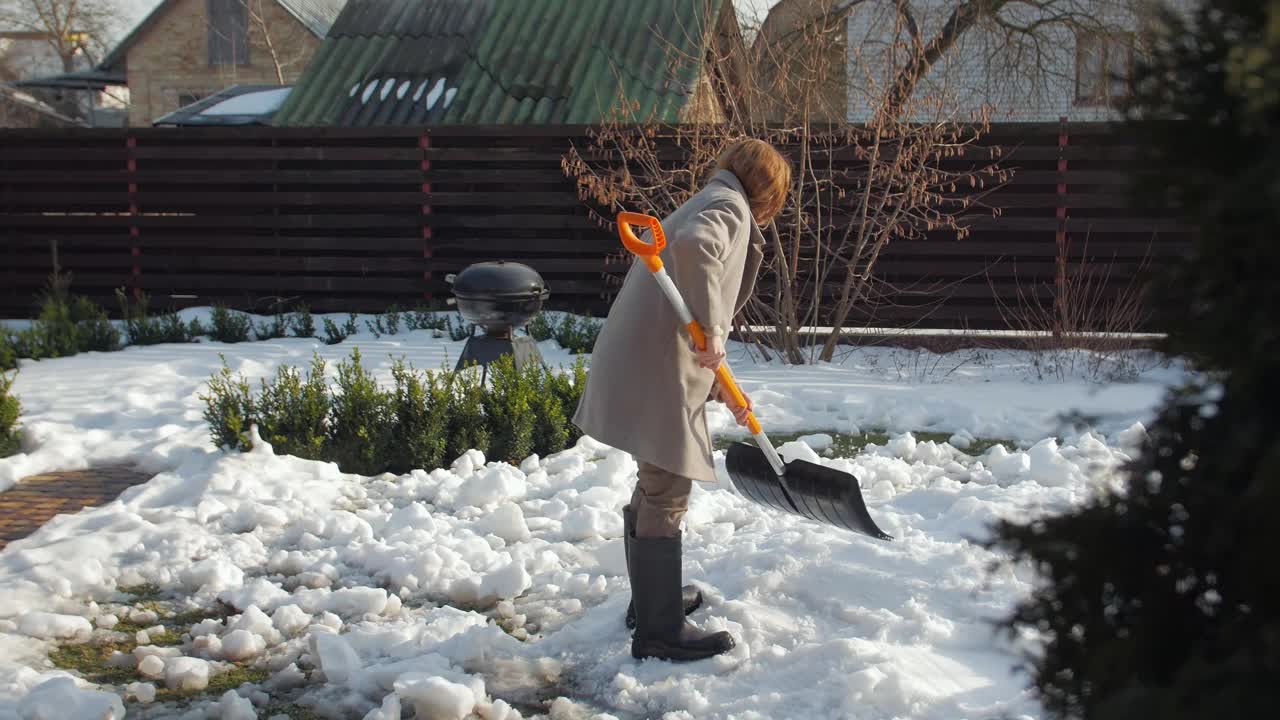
[725,442,893,540]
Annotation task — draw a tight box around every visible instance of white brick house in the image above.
[842,0,1189,122]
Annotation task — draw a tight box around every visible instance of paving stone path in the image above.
[0,466,150,550]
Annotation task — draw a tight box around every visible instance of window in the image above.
[177,92,207,108]
[1075,32,1134,106]
[207,0,249,66]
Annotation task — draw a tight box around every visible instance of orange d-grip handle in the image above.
[617,212,666,273]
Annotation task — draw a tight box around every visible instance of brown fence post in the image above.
[127,133,141,298]
[420,132,433,304]
[1054,117,1069,339]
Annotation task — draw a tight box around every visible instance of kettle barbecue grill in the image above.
[447,261,549,376]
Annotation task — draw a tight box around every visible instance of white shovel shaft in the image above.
[753,431,787,476]
[652,268,694,326]
[650,263,785,476]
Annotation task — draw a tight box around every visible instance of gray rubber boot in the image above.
[623,505,702,629]
[628,531,735,661]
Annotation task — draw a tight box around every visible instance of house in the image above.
[1,27,105,123]
[758,0,1186,123]
[94,0,346,126]
[0,84,85,128]
[274,0,747,126]
[0,30,67,82]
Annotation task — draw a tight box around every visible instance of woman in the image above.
[573,139,792,661]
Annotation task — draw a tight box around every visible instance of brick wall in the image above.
[844,0,1191,122]
[754,0,849,123]
[125,0,321,126]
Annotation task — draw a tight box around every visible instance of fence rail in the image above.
[0,124,1190,330]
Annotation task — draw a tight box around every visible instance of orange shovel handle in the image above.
[616,211,762,435]
[714,365,762,435]
[617,212,666,273]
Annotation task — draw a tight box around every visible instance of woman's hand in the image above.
[695,334,727,370]
[719,384,754,427]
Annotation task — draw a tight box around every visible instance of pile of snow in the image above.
[17,677,124,720]
[0,315,1182,718]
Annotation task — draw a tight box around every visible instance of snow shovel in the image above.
[617,212,892,540]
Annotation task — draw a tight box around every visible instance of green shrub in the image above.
[387,359,452,473]
[366,306,403,338]
[0,370,20,457]
[69,296,120,353]
[30,273,79,358]
[556,315,601,354]
[447,313,475,342]
[525,313,601,354]
[322,319,346,345]
[484,355,538,464]
[406,305,448,332]
[209,306,252,343]
[117,290,198,346]
[328,348,393,475]
[530,364,570,457]
[201,350,584,475]
[290,305,315,339]
[1,328,45,364]
[0,332,15,371]
[256,356,328,460]
[254,314,288,341]
[526,313,555,342]
[323,313,359,345]
[200,361,255,452]
[446,364,489,459]
[23,275,120,359]
[546,355,587,446]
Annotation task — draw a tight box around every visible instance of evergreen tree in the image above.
[989,1,1280,717]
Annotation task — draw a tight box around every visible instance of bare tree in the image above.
[0,39,21,82]
[563,0,1008,364]
[243,0,295,85]
[0,0,115,73]
[841,0,1144,119]
[198,0,315,87]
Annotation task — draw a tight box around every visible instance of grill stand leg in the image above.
[455,328,545,383]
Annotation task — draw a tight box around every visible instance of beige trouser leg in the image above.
[631,461,693,538]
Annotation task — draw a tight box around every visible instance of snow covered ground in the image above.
[0,315,1187,720]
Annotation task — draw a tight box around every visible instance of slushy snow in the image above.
[0,314,1186,718]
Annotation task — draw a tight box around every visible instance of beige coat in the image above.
[572,170,765,483]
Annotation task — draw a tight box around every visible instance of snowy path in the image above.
[0,325,1185,719]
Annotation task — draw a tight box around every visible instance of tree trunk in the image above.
[884,0,1003,118]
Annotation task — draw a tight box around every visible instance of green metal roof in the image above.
[274,0,727,126]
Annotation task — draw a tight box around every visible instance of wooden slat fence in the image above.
[0,124,1191,329]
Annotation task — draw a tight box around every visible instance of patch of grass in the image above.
[713,429,1016,458]
[109,590,229,640]
[49,640,138,686]
[156,665,270,702]
[51,637,269,703]
[165,606,232,630]
[119,584,164,603]
[261,700,322,720]
[144,629,185,647]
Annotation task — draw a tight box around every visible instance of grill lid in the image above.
[449,261,548,300]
